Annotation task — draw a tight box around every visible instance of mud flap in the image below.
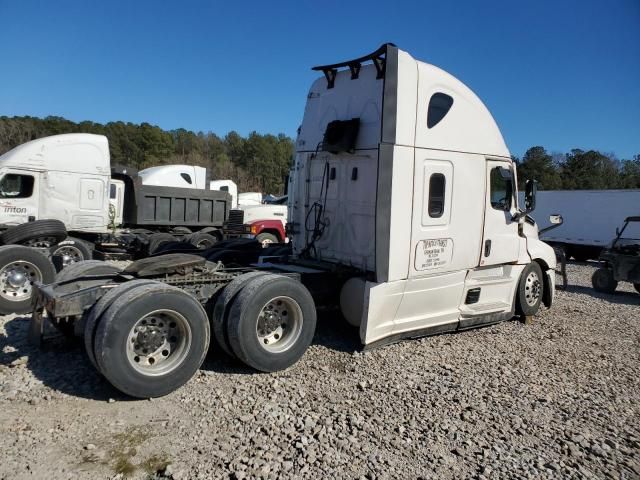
[543,269,555,308]
[28,307,44,347]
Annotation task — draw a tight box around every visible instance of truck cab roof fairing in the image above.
[0,133,111,175]
[299,44,510,159]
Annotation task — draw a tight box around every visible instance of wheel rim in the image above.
[23,236,59,248]
[196,238,214,249]
[260,238,274,248]
[524,271,541,307]
[126,309,192,376]
[52,245,84,267]
[0,260,43,302]
[256,296,303,353]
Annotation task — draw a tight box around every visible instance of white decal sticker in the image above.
[415,238,453,271]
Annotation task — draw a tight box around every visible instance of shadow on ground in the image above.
[564,284,640,305]
[201,308,360,374]
[0,316,126,401]
[2,308,361,397]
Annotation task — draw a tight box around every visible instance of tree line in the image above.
[1,116,638,192]
[0,115,294,195]
[515,146,640,190]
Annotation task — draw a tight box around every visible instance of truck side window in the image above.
[428,173,446,218]
[0,174,34,199]
[490,167,513,211]
[180,173,193,184]
[427,93,454,129]
[110,184,117,199]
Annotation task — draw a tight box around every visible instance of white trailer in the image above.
[238,192,263,206]
[528,190,640,261]
[33,44,558,398]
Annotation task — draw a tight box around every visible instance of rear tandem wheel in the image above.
[227,274,317,372]
[93,282,210,398]
[0,245,56,315]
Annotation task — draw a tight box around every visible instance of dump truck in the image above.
[31,44,558,398]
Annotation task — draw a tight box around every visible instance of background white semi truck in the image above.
[33,44,558,399]
[527,190,640,261]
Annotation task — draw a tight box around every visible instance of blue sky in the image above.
[1,0,638,159]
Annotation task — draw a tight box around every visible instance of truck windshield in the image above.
[489,167,513,211]
[0,173,35,198]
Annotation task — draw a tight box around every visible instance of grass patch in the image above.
[78,426,170,477]
[140,454,171,474]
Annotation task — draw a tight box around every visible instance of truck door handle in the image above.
[484,240,492,257]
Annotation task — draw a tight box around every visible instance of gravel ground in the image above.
[0,262,639,480]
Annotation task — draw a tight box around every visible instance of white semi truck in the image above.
[0,135,246,313]
[32,44,558,398]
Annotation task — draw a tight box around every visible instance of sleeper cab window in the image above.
[489,167,513,211]
[0,173,35,198]
[427,93,454,129]
[428,173,446,218]
[110,184,117,199]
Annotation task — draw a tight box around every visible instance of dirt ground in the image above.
[1,262,639,480]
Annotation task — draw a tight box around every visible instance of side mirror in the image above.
[524,179,537,213]
[549,214,563,225]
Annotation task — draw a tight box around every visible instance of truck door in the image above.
[108,180,125,227]
[0,170,39,225]
[480,160,519,266]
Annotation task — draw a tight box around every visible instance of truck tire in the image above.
[94,283,210,398]
[0,245,56,315]
[515,262,544,317]
[0,219,67,246]
[84,279,160,372]
[262,244,292,257]
[147,233,176,255]
[50,237,94,271]
[592,268,618,294]
[170,227,192,235]
[55,260,121,283]
[199,226,221,236]
[188,232,218,250]
[227,274,317,372]
[256,232,278,247]
[211,271,270,358]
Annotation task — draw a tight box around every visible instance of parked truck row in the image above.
[0,136,290,313]
[30,44,560,398]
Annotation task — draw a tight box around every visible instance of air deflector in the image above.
[312,43,396,89]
